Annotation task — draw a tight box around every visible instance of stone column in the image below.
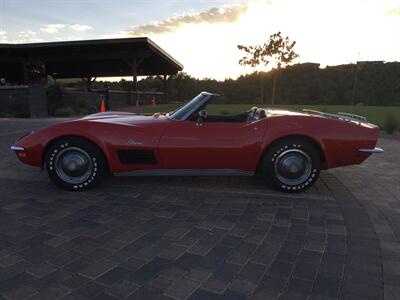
[28,81,48,118]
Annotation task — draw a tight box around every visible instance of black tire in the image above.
[261,137,321,192]
[45,137,106,191]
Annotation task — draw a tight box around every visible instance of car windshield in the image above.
[169,93,208,120]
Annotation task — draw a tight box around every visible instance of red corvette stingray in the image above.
[11,92,382,192]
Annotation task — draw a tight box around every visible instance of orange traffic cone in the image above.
[151,96,156,109]
[135,99,139,107]
[100,98,106,112]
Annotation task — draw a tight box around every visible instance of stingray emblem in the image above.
[127,140,143,146]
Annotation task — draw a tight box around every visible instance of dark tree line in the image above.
[69,61,400,106]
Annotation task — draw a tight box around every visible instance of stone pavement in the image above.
[329,135,400,300]
[0,118,398,300]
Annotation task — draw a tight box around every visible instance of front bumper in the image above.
[10,146,25,151]
[358,147,383,154]
[10,145,28,160]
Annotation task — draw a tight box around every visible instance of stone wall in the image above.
[109,90,166,110]
[0,86,30,117]
[0,86,166,118]
[62,89,103,112]
[62,89,166,112]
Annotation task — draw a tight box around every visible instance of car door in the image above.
[158,118,266,171]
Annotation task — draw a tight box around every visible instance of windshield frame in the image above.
[168,92,217,121]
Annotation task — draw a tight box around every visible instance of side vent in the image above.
[117,149,157,164]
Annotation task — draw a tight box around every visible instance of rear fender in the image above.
[259,117,328,168]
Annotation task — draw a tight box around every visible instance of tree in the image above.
[238,32,299,104]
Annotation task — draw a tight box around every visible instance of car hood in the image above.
[80,111,138,120]
[77,111,169,127]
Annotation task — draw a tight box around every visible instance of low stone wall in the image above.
[108,91,165,110]
[62,89,103,112]
[0,86,30,117]
[62,89,166,112]
[0,87,166,117]
[29,83,48,118]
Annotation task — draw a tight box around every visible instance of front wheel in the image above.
[45,137,106,191]
[261,138,321,192]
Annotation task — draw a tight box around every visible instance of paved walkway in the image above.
[329,135,400,300]
[0,118,399,300]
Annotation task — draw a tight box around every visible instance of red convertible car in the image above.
[11,92,382,192]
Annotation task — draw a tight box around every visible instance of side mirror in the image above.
[196,110,207,127]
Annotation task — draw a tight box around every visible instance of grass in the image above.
[130,103,400,128]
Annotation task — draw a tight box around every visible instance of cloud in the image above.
[127,3,248,36]
[0,31,7,43]
[101,31,130,39]
[386,7,400,15]
[1,30,42,43]
[40,24,66,33]
[14,30,43,43]
[68,24,93,32]
[385,0,400,15]
[40,23,93,34]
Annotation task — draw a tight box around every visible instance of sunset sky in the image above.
[0,0,399,79]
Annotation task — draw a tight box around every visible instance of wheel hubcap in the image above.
[274,149,312,186]
[55,147,93,184]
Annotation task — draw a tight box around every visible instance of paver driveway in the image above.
[0,118,398,300]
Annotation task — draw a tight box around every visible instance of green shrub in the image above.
[54,106,76,117]
[383,114,399,134]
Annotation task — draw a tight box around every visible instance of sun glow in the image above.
[147,0,400,80]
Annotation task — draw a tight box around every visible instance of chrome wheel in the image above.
[54,147,93,185]
[274,149,312,186]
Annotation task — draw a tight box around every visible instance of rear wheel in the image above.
[261,137,321,192]
[45,137,105,191]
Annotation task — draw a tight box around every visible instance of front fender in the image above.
[13,121,112,167]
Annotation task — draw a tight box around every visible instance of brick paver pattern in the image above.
[0,119,397,300]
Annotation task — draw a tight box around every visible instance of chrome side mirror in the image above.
[196,110,207,127]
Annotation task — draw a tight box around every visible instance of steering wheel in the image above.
[198,110,208,120]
